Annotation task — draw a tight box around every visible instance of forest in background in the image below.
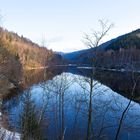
[63,29,140,71]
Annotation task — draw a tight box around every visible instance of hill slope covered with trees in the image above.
[0,27,62,96]
[62,29,140,70]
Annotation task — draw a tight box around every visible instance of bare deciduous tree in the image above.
[83,19,113,67]
[83,19,113,49]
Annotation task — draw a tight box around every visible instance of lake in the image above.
[1,66,140,140]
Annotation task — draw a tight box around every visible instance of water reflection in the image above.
[1,67,140,140]
[20,89,44,140]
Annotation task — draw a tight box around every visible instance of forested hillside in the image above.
[96,29,140,69]
[0,27,62,95]
[62,29,140,70]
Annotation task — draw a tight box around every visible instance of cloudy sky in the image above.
[0,0,140,52]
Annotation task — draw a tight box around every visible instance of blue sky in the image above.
[0,0,140,52]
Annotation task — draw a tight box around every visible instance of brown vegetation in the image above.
[0,27,62,96]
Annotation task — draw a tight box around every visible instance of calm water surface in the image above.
[2,67,140,140]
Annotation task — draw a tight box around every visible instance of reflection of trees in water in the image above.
[115,76,140,140]
[20,89,45,140]
[74,72,140,140]
[93,70,140,102]
[22,68,61,89]
[2,69,140,140]
[21,72,73,139]
[75,75,101,140]
[44,73,73,140]
[19,70,140,140]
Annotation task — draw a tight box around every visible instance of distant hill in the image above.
[61,36,119,64]
[62,49,92,60]
[61,29,140,70]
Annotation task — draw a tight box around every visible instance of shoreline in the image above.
[0,102,20,140]
[24,64,140,74]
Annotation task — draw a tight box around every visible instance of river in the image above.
[1,66,140,140]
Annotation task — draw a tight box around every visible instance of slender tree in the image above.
[80,20,113,139]
[83,19,113,67]
[20,89,43,140]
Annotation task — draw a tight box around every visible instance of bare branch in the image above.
[83,19,114,48]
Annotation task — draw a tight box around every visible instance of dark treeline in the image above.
[92,29,140,70]
[63,29,140,71]
[95,47,140,70]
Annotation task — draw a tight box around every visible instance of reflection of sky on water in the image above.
[2,72,140,140]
